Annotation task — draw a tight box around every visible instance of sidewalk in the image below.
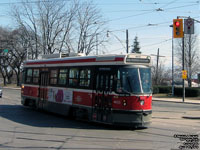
[2,86,21,90]
[153,96,200,105]
[153,96,200,119]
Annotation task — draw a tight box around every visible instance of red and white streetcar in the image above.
[21,53,152,128]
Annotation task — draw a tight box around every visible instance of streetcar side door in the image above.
[38,71,49,109]
[92,68,114,123]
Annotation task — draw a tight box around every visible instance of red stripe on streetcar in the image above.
[26,57,124,65]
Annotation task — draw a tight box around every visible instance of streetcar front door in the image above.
[93,68,114,123]
[38,72,49,109]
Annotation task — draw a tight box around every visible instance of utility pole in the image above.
[151,48,165,85]
[126,29,129,54]
[156,48,160,85]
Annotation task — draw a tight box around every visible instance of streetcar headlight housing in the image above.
[122,99,127,106]
[21,85,24,94]
[140,100,145,106]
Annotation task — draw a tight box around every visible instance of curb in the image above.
[182,116,200,119]
[153,99,200,105]
[182,111,200,119]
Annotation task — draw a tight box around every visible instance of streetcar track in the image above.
[152,119,200,128]
[0,129,173,144]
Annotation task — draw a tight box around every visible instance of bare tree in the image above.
[151,59,171,86]
[175,34,200,87]
[8,28,29,86]
[11,0,107,57]
[12,0,78,57]
[74,0,107,55]
[0,27,14,85]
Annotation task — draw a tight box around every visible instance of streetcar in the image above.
[21,53,152,128]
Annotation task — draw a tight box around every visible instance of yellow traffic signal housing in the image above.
[173,19,184,38]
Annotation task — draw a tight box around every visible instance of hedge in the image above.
[153,86,171,94]
[153,86,200,97]
[174,87,200,97]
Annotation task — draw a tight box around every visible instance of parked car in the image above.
[0,87,2,98]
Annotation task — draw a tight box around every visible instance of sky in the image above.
[0,0,199,67]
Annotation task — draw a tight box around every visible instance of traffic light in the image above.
[173,19,183,38]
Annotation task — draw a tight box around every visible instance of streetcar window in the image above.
[80,69,91,87]
[26,68,32,83]
[33,69,39,84]
[116,70,122,92]
[116,67,152,94]
[100,75,103,89]
[69,68,79,86]
[58,69,68,85]
[50,69,58,85]
[116,68,141,94]
[139,68,151,93]
[21,69,25,84]
[105,75,109,90]
[110,75,114,91]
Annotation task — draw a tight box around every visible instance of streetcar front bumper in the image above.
[112,110,152,128]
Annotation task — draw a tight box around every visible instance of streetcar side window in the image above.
[33,69,39,84]
[26,68,33,83]
[21,69,25,84]
[116,70,122,92]
[80,69,91,88]
[69,68,79,87]
[50,69,58,85]
[58,69,68,85]
[110,75,114,91]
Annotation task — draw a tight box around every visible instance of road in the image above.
[0,88,200,150]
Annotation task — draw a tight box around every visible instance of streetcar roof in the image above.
[23,53,151,67]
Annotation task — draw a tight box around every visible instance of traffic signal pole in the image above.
[182,36,185,102]
[173,17,185,102]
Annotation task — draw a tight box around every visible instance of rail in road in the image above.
[0,88,199,150]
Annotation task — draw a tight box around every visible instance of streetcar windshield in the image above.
[116,67,151,94]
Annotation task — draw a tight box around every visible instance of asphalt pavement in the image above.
[153,96,200,119]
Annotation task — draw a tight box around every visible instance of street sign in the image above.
[3,49,8,53]
[184,18,194,34]
[182,70,187,79]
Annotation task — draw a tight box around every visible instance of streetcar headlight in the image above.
[140,100,145,106]
[21,85,24,94]
[122,99,127,106]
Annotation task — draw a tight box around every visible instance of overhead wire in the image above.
[141,38,172,48]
